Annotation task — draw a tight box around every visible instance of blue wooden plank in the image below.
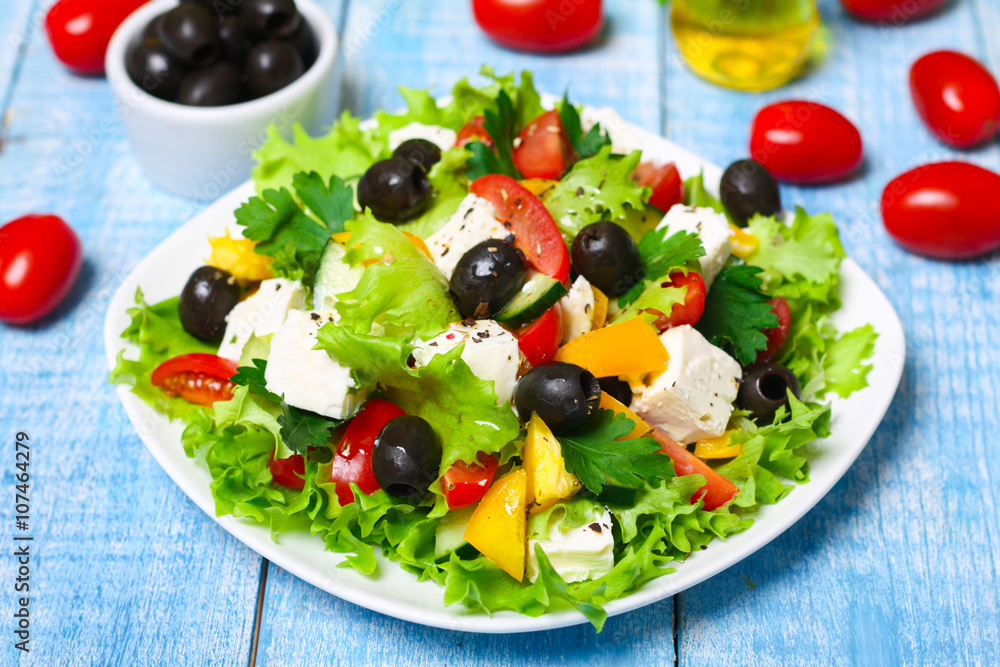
[0,0,38,112]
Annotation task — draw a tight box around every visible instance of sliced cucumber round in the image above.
[496,272,569,329]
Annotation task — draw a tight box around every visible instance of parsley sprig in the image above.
[558,92,611,160]
[619,229,705,308]
[465,89,522,180]
[694,262,778,365]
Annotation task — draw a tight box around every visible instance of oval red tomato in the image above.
[650,271,706,332]
[910,51,1000,148]
[0,214,83,324]
[750,100,864,184]
[45,0,148,75]
[839,0,948,22]
[329,399,406,506]
[472,0,603,54]
[882,162,1000,260]
[633,162,685,213]
[512,109,574,180]
[515,306,562,367]
[150,354,239,405]
[442,453,500,510]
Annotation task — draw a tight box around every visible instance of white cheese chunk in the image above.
[411,320,519,405]
[558,275,596,345]
[264,310,368,420]
[387,122,457,152]
[579,106,642,155]
[632,325,741,444]
[425,194,509,279]
[526,507,615,584]
[216,279,306,362]
[656,204,733,288]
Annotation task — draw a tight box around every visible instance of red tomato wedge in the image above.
[150,354,238,406]
[329,399,406,506]
[470,175,571,283]
[634,162,685,213]
[649,271,706,332]
[652,428,739,511]
[515,306,563,367]
[456,115,494,149]
[512,109,575,180]
[442,453,500,510]
[269,452,306,490]
[755,297,792,365]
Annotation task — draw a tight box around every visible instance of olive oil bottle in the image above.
[671,0,819,91]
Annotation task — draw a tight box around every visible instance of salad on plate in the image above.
[110,68,877,630]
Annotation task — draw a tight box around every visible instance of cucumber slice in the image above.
[435,504,476,559]
[496,272,569,329]
[313,240,363,311]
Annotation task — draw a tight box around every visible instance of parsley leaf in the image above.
[619,229,705,307]
[558,92,610,160]
[231,359,280,403]
[465,89,522,180]
[556,410,676,493]
[277,400,339,456]
[695,263,778,364]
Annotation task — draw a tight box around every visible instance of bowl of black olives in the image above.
[105,0,336,198]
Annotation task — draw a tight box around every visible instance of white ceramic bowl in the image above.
[106,0,338,199]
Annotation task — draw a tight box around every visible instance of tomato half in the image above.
[515,306,563,367]
[634,162,685,213]
[512,109,575,180]
[750,100,863,184]
[45,0,148,75]
[839,0,947,22]
[649,271,707,332]
[652,428,739,511]
[442,453,500,510]
[910,51,1000,149]
[150,354,239,405]
[329,399,406,506]
[269,452,306,490]
[470,174,571,283]
[456,115,494,149]
[472,0,603,54]
[0,214,83,325]
[754,297,792,365]
[882,162,1000,260]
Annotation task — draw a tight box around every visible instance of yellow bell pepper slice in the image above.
[598,392,651,440]
[729,225,759,259]
[590,286,609,330]
[524,414,581,514]
[207,233,273,282]
[464,468,528,581]
[519,178,558,200]
[693,430,743,459]
[554,317,668,378]
[330,230,433,262]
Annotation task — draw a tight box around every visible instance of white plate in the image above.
[103,122,906,634]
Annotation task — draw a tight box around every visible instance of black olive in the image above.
[449,240,526,319]
[177,62,242,106]
[156,4,221,68]
[143,14,167,41]
[281,18,317,68]
[513,362,602,434]
[357,157,432,224]
[570,221,642,297]
[126,38,185,101]
[372,416,442,500]
[218,16,252,64]
[720,159,781,227]
[244,39,305,99]
[598,377,633,407]
[392,139,442,173]
[240,0,302,38]
[737,363,801,423]
[178,266,241,343]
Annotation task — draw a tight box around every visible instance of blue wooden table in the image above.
[2,0,999,664]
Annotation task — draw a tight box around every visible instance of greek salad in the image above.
[111,68,877,630]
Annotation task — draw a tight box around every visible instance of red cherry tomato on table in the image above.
[45,0,148,75]
[472,0,603,54]
[512,109,575,180]
[648,271,707,332]
[150,354,239,405]
[881,162,1000,260]
[910,51,1000,149]
[754,297,792,365]
[329,399,406,506]
[470,175,571,283]
[750,101,864,184]
[839,0,947,22]
[442,453,500,510]
[652,428,738,511]
[633,162,685,213]
[456,115,494,149]
[269,452,306,490]
[0,214,83,325]
[515,306,563,367]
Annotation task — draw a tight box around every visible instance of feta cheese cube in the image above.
[558,275,596,345]
[264,310,368,420]
[412,320,519,405]
[216,279,306,362]
[425,194,509,279]
[656,205,733,288]
[579,107,642,156]
[387,122,457,152]
[632,325,741,444]
[526,507,615,584]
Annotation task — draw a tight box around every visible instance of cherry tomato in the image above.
[329,399,406,506]
[442,453,500,510]
[470,175,571,283]
[512,109,575,180]
[150,353,239,405]
[0,215,83,325]
[472,0,603,54]
[750,101,864,184]
[648,271,707,332]
[839,0,947,22]
[652,428,738,511]
[269,452,306,490]
[910,51,1000,149]
[754,297,792,365]
[45,0,148,75]
[882,162,1000,260]
[633,162,685,213]
[515,306,563,367]
[456,115,494,149]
